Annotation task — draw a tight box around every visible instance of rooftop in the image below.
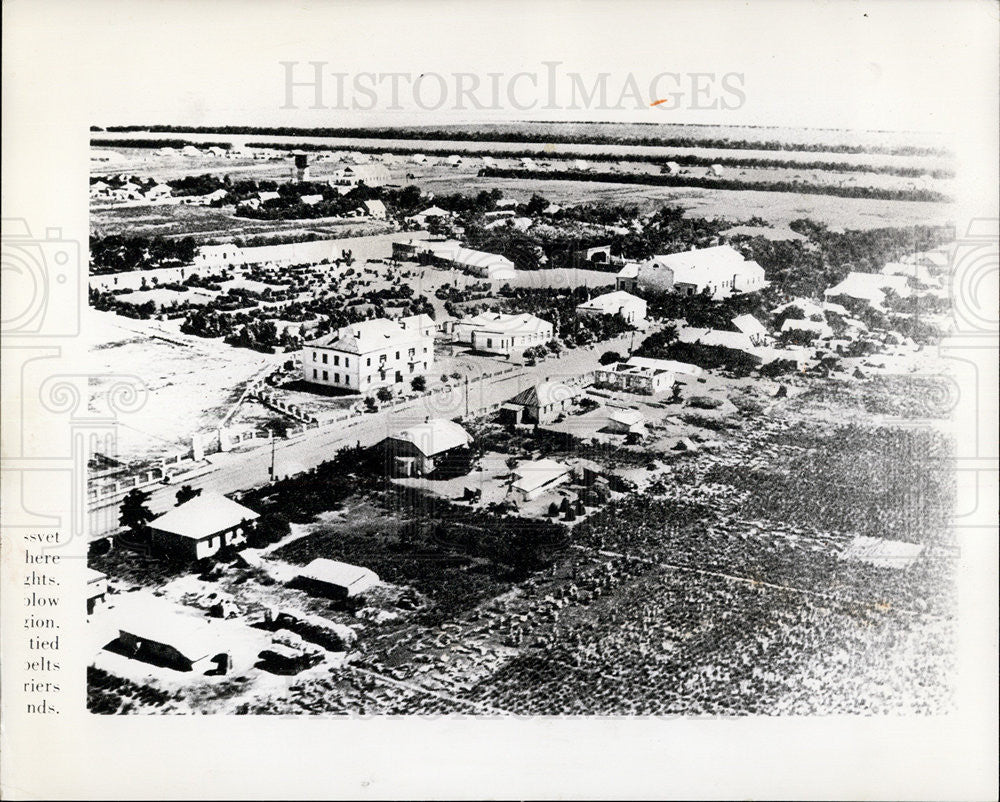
[150,493,259,541]
[298,558,380,591]
[388,419,472,458]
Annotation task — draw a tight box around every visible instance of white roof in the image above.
[298,558,380,592]
[512,459,570,493]
[781,318,831,335]
[625,356,703,376]
[469,311,551,336]
[576,290,646,314]
[309,313,434,354]
[150,493,259,540]
[840,536,925,570]
[644,245,760,286]
[362,199,387,214]
[408,205,450,220]
[607,407,645,426]
[731,314,768,339]
[113,596,223,661]
[825,272,911,303]
[389,419,472,458]
[677,326,755,351]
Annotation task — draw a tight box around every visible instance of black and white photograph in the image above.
[2,0,997,798]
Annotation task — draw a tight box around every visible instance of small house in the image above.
[501,380,582,425]
[149,492,259,560]
[606,407,645,435]
[113,597,230,674]
[382,419,473,477]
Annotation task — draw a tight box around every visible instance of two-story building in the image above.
[302,314,435,393]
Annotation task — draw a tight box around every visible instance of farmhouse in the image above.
[358,199,387,219]
[824,271,911,308]
[149,492,260,560]
[303,313,435,393]
[113,597,230,673]
[405,205,452,228]
[510,458,571,502]
[454,311,553,355]
[294,558,380,600]
[617,245,766,298]
[382,419,473,477]
[576,290,647,325]
[330,163,390,188]
[501,380,582,425]
[86,568,108,615]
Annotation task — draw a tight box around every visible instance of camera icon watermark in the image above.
[947,218,998,337]
[1,218,81,338]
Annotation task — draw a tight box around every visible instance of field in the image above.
[90,368,957,715]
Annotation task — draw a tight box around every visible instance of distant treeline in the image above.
[91,136,953,180]
[92,138,232,150]
[100,124,952,157]
[476,167,952,203]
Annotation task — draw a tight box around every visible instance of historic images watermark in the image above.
[279,62,746,112]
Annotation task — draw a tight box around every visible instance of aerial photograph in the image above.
[85,120,960,716]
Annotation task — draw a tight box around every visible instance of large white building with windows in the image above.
[302,314,435,393]
[616,245,766,299]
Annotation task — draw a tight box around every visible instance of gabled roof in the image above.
[150,493,259,540]
[388,419,472,457]
[731,314,768,339]
[470,311,551,335]
[508,380,582,408]
[113,596,224,661]
[298,558,380,592]
[511,459,570,493]
[308,314,434,354]
[607,407,645,426]
[576,290,646,314]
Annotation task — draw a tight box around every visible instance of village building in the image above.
[112,596,231,673]
[781,318,833,339]
[193,238,348,269]
[302,313,435,392]
[606,407,646,434]
[824,271,911,308]
[294,558,381,600]
[358,199,387,219]
[664,161,681,174]
[402,240,515,280]
[405,205,452,228]
[594,356,703,395]
[500,380,582,425]
[149,492,260,560]
[510,458,571,502]
[616,245,766,298]
[571,244,628,269]
[575,290,648,325]
[330,163,390,188]
[86,568,108,615]
[676,325,757,353]
[731,313,770,344]
[300,194,323,206]
[382,419,473,477]
[451,311,553,355]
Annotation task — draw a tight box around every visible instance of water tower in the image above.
[290,150,310,182]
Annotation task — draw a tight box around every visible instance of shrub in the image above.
[686,395,723,410]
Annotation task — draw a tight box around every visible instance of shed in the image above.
[510,458,571,502]
[294,558,380,600]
